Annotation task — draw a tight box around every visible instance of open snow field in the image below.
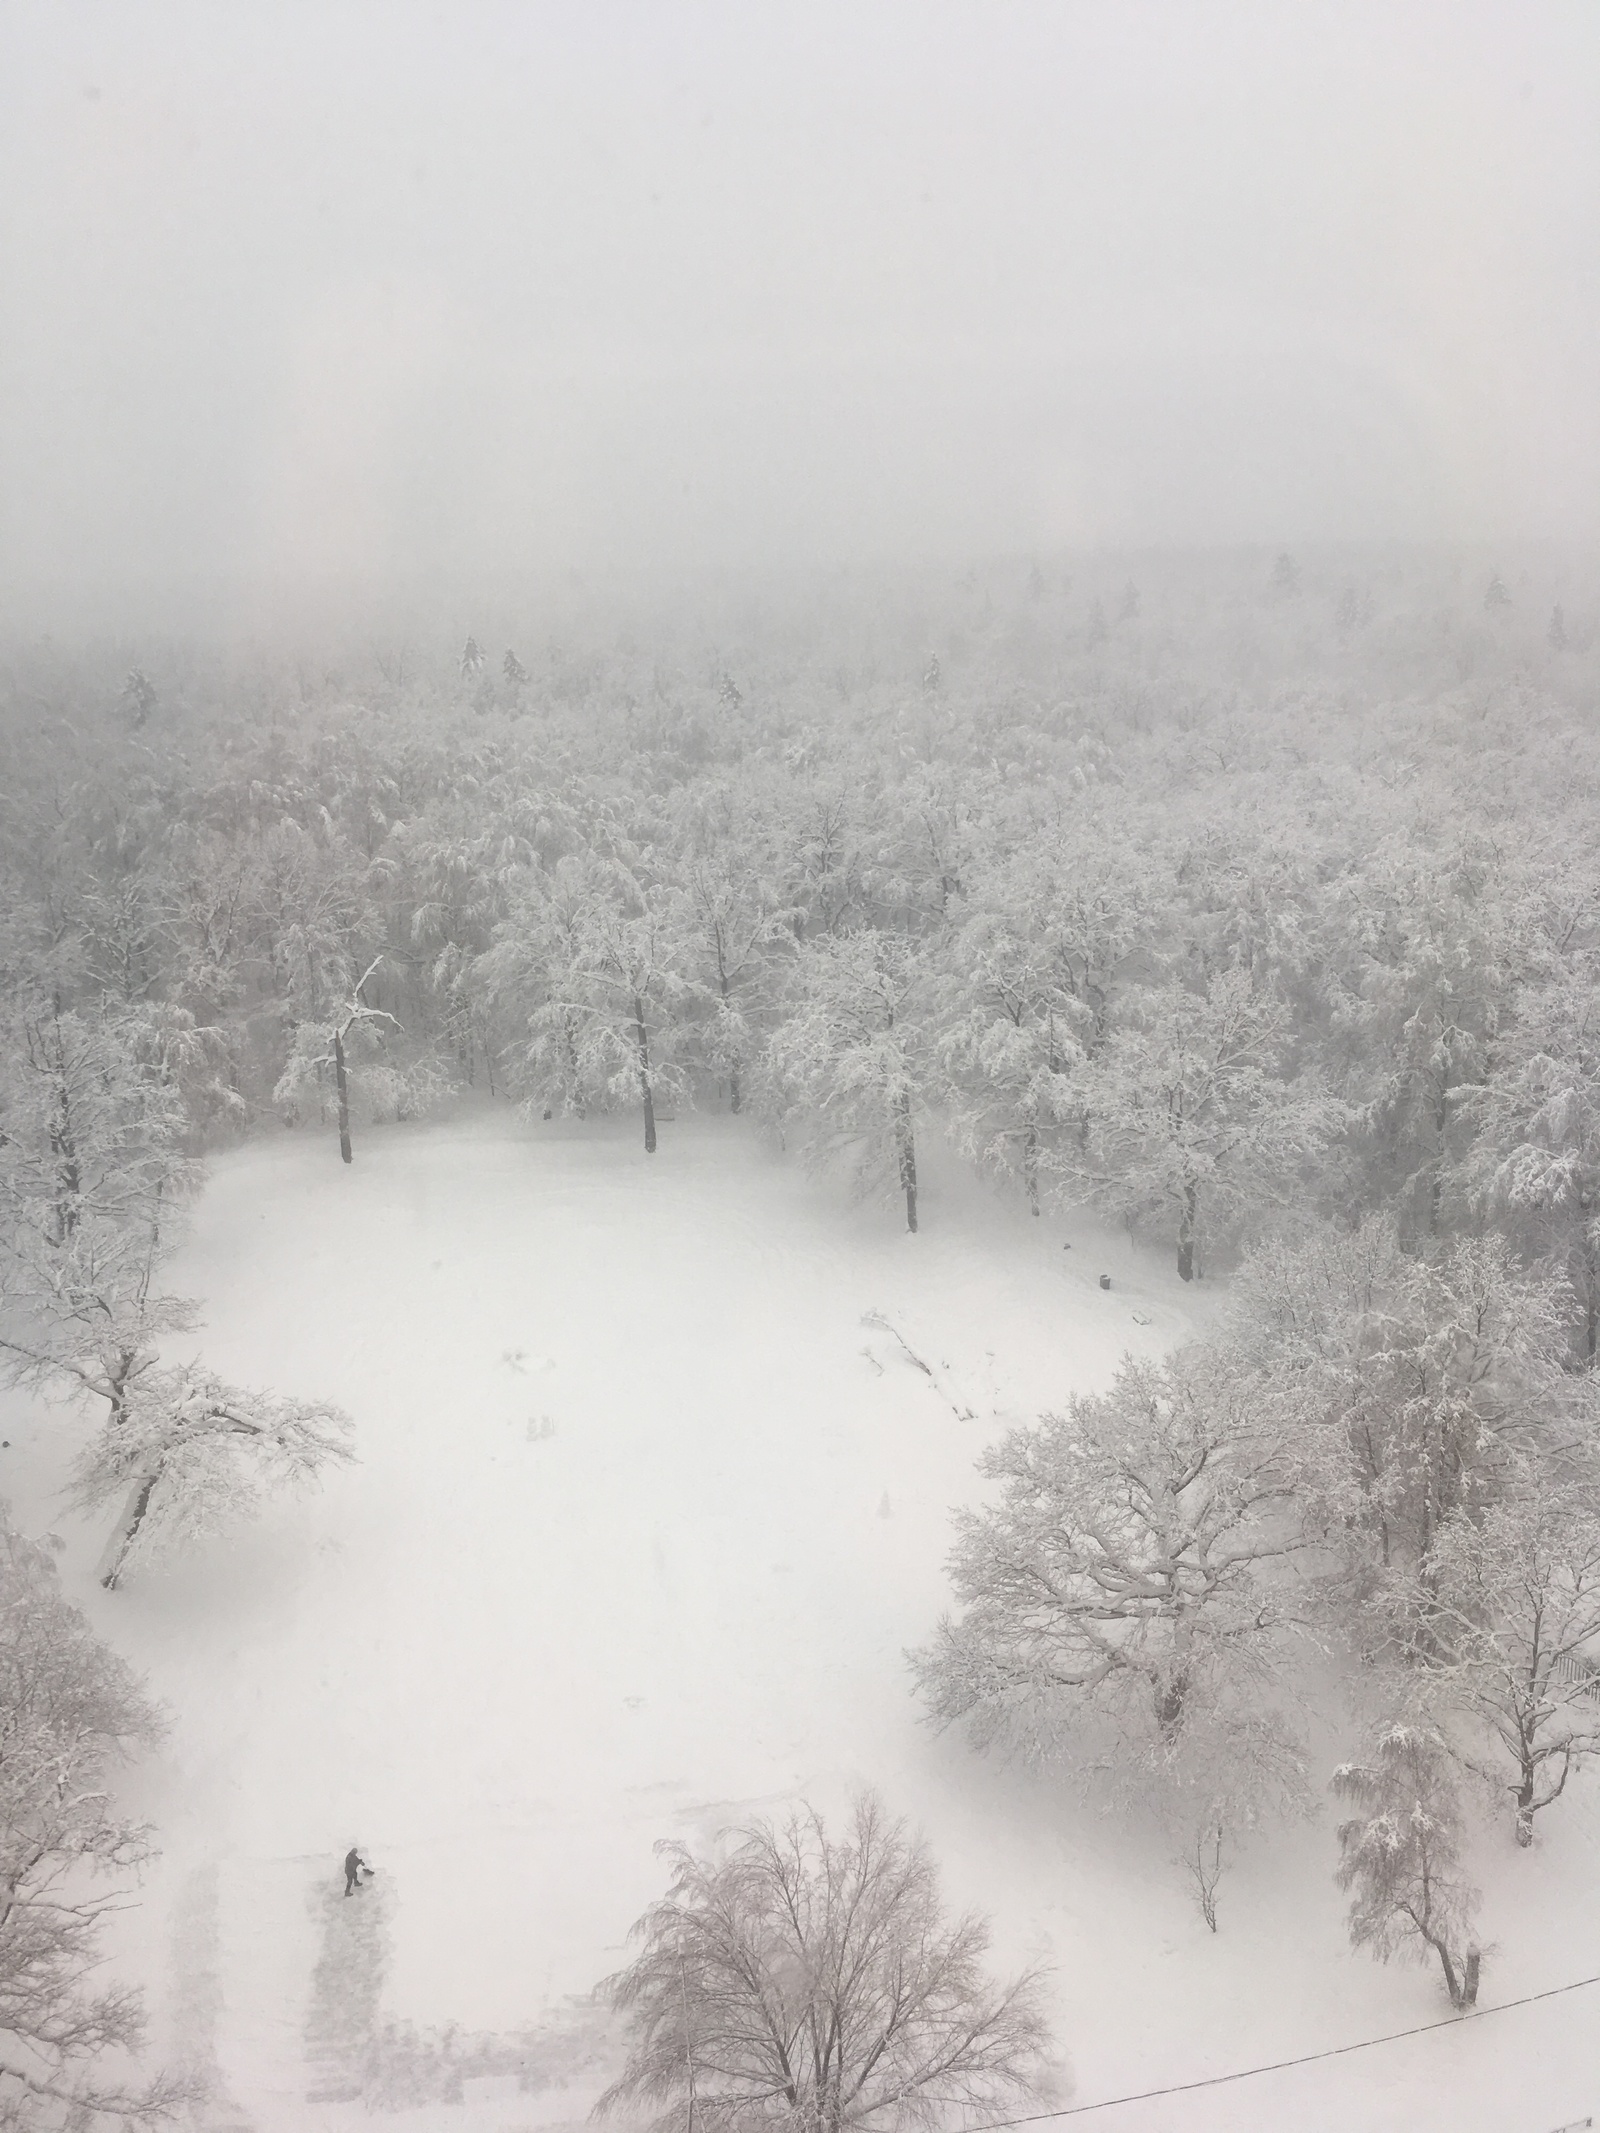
[4,1104,1599,2132]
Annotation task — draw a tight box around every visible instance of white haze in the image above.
[1,0,1596,632]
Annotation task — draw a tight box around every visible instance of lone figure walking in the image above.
[343,1846,370,1897]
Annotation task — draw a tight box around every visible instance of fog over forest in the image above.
[4,6,1600,2131]
[3,0,1598,630]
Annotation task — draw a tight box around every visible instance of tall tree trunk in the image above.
[895,1089,918,1233]
[98,1471,159,1589]
[334,1027,353,1163]
[1515,1744,1538,1846]
[564,1014,584,1115]
[1176,1177,1199,1281]
[633,997,657,1154]
[50,1089,81,1242]
[719,966,742,1114]
[1024,1122,1040,1215]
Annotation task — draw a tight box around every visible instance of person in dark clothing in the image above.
[343,1846,370,1896]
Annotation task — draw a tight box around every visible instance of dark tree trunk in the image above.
[1429,1932,1480,2010]
[564,1015,585,1116]
[1024,1122,1040,1215]
[896,1089,918,1232]
[100,1471,159,1590]
[1177,1177,1199,1281]
[729,1065,742,1115]
[50,1089,81,1242]
[1155,1668,1189,1739]
[1515,1753,1537,1846]
[633,998,657,1155]
[334,1027,353,1163]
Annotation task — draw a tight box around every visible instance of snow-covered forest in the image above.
[4,552,1600,2126]
[5,0,1600,2123]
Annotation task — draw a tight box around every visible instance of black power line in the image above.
[966,1970,1600,2124]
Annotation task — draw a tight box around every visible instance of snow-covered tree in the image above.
[1413,1488,1600,1845]
[252,818,383,1105]
[598,1792,1058,2133]
[936,822,1146,1213]
[0,998,194,1258]
[1470,974,1600,1360]
[116,668,158,729]
[273,957,407,1163]
[763,930,931,1230]
[1161,1701,1312,1932]
[482,852,699,1152]
[65,1360,352,1588]
[682,859,790,1114]
[776,785,872,938]
[1333,1724,1483,2009]
[1233,1222,1598,1592]
[1074,966,1342,1279]
[1325,839,1536,1241]
[912,1348,1307,1761]
[0,1508,189,2125]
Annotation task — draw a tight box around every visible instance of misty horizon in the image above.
[3,0,1597,641]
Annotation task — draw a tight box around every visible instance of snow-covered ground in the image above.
[4,1104,1598,2132]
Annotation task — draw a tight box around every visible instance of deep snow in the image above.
[3,1104,1598,2131]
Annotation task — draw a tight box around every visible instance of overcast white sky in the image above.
[1,1,1596,621]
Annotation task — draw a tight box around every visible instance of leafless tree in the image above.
[597,1792,1060,2133]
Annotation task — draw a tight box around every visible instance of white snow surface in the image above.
[3,1104,1598,2131]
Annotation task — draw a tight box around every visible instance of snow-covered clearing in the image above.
[3,1105,1598,2131]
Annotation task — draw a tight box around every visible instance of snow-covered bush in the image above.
[351,1055,455,1123]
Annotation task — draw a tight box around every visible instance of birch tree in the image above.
[1333,1725,1483,2009]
